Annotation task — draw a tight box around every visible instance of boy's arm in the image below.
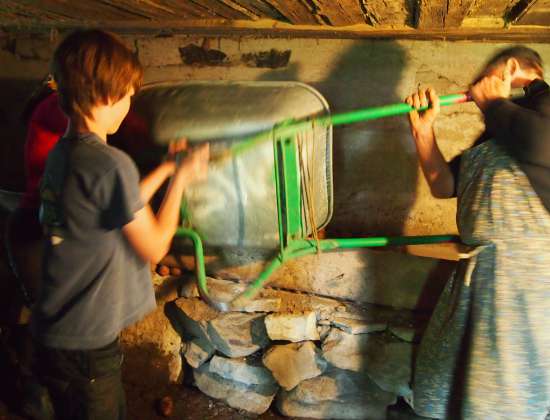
[406,88,456,199]
[123,144,209,264]
[139,139,188,203]
[139,161,175,204]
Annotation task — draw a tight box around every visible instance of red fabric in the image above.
[20,93,68,209]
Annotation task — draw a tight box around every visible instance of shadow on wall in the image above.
[255,41,453,311]
[257,41,417,237]
[316,41,416,237]
[315,42,453,310]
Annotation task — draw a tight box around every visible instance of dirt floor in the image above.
[123,377,289,420]
[0,330,287,420]
[121,343,291,420]
[0,324,423,420]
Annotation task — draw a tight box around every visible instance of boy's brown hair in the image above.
[51,29,143,120]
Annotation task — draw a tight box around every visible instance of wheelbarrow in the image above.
[122,81,470,311]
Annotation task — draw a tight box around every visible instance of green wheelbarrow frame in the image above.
[175,94,468,311]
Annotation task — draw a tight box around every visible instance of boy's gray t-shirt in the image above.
[32,132,155,350]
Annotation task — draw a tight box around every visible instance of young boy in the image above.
[31,29,209,419]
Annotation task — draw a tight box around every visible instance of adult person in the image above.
[406,46,550,419]
[2,79,67,418]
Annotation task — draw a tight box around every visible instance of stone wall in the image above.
[132,274,424,418]
[2,33,548,309]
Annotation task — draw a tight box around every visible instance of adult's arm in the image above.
[484,95,550,167]
[406,88,456,199]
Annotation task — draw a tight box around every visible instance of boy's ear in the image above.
[504,57,520,80]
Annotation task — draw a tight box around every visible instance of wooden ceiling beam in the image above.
[24,0,147,21]
[4,18,550,42]
[363,0,414,27]
[187,0,251,19]
[217,0,287,20]
[507,0,539,23]
[262,0,319,24]
[215,0,260,19]
[0,0,73,22]
[469,0,518,17]
[417,0,476,29]
[309,0,367,26]
[97,1,183,20]
[155,1,216,19]
[510,0,549,25]
[445,0,476,27]
[416,0,447,29]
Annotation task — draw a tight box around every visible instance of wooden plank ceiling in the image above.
[1,0,550,40]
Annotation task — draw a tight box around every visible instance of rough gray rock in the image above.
[193,363,278,415]
[332,317,387,334]
[208,312,269,357]
[178,275,200,298]
[318,324,332,341]
[321,328,372,372]
[262,341,327,390]
[209,355,276,386]
[277,398,383,420]
[179,276,281,312]
[264,311,320,342]
[322,329,414,397]
[178,276,345,318]
[172,298,218,342]
[363,338,414,397]
[277,366,397,419]
[238,296,282,313]
[183,338,215,369]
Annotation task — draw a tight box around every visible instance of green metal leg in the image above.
[175,227,233,311]
[228,234,458,306]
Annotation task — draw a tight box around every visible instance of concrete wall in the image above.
[2,33,548,309]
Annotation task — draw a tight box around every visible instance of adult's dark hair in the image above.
[50,29,143,120]
[473,45,544,84]
[20,75,56,125]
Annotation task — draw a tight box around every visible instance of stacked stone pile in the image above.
[167,276,426,419]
